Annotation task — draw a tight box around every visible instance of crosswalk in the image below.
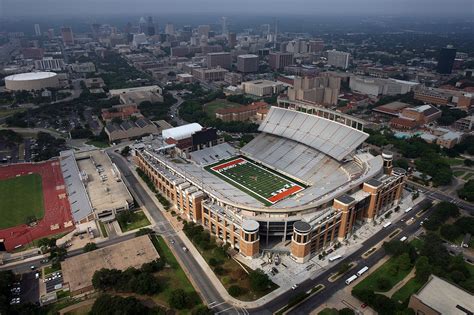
[208,301,249,315]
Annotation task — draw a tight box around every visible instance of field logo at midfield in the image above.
[209,157,304,204]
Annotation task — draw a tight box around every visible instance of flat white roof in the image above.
[5,72,57,81]
[238,54,258,58]
[415,275,474,315]
[162,123,203,140]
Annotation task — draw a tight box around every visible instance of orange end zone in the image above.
[268,185,304,203]
[211,158,245,171]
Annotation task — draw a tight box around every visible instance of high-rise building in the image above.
[138,17,147,34]
[288,75,341,106]
[60,27,74,46]
[207,52,232,70]
[437,45,456,74]
[327,50,350,69]
[228,32,237,48]
[197,25,210,38]
[146,16,155,36]
[237,54,259,73]
[221,17,228,35]
[269,52,293,70]
[34,24,41,36]
[47,28,55,40]
[308,39,325,53]
[165,23,175,36]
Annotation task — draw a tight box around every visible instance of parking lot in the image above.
[44,271,63,293]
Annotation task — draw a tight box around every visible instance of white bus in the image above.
[328,255,342,262]
[357,266,369,277]
[400,236,408,242]
[383,222,392,228]
[404,207,413,213]
[345,275,358,285]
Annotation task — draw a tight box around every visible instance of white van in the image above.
[345,275,358,285]
[400,236,408,242]
[357,266,369,277]
[383,222,392,228]
[328,255,342,262]
[404,207,412,213]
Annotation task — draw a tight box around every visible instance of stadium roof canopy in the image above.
[162,123,203,141]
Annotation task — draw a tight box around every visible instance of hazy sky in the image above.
[1,0,473,17]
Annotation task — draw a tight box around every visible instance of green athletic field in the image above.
[0,174,44,229]
[205,156,306,206]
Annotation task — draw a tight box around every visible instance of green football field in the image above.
[206,156,306,205]
[0,174,45,229]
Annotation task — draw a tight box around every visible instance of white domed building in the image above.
[4,72,59,91]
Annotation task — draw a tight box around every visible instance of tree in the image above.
[192,306,213,315]
[415,256,431,283]
[249,269,271,292]
[397,253,412,271]
[121,145,131,156]
[83,242,98,252]
[458,180,474,202]
[228,285,243,297]
[339,308,356,315]
[90,294,153,315]
[440,224,462,242]
[376,277,391,291]
[168,289,191,309]
[135,228,154,236]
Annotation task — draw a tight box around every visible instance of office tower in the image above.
[228,32,237,48]
[437,45,456,74]
[124,22,132,34]
[308,39,325,53]
[165,23,175,36]
[237,54,259,73]
[183,25,192,32]
[327,50,350,69]
[269,52,293,70]
[197,25,210,38]
[34,24,41,36]
[139,17,147,34]
[47,28,55,40]
[207,52,232,69]
[221,17,228,35]
[60,27,74,46]
[146,16,155,36]
[288,76,341,106]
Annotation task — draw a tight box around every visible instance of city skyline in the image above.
[2,0,473,17]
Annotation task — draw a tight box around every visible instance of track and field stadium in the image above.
[0,160,74,251]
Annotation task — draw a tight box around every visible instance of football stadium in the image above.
[136,104,407,263]
[0,160,74,252]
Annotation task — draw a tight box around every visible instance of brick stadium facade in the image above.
[136,105,406,262]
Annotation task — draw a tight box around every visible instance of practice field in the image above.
[0,174,45,229]
[205,156,306,205]
[203,99,242,117]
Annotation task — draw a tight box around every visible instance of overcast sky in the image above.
[1,0,473,17]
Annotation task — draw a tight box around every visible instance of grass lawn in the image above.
[85,140,109,148]
[353,257,412,292]
[193,237,278,301]
[444,158,464,166]
[44,264,61,275]
[392,278,424,305]
[454,170,465,177]
[150,235,203,314]
[203,99,242,117]
[98,221,108,238]
[0,174,44,229]
[0,108,25,118]
[463,173,474,180]
[318,309,339,315]
[118,211,151,232]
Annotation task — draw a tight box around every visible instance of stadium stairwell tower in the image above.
[240,220,260,258]
[290,221,312,263]
[382,151,394,175]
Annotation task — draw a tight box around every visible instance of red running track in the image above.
[211,158,245,171]
[268,185,304,203]
[0,160,74,251]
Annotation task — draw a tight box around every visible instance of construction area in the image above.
[61,235,159,296]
